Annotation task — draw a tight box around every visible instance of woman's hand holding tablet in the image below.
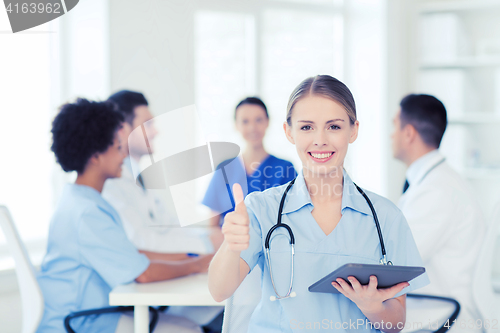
[332,275,409,314]
[309,263,425,315]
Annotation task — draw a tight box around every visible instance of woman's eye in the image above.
[300,125,311,130]
[329,125,340,130]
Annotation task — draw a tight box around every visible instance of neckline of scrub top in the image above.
[240,153,273,177]
[280,168,372,217]
[406,149,444,187]
[69,182,103,199]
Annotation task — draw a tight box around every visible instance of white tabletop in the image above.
[109,273,225,307]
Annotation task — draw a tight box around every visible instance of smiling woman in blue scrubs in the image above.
[208,76,429,333]
[36,99,208,333]
[202,97,296,225]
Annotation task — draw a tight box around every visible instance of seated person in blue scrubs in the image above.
[37,99,211,333]
[208,75,430,333]
[202,97,297,226]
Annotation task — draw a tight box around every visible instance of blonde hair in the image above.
[286,75,357,126]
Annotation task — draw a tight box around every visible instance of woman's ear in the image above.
[88,153,101,167]
[283,122,295,144]
[348,120,359,144]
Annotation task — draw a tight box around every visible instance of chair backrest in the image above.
[222,265,262,333]
[0,206,44,333]
[472,201,500,332]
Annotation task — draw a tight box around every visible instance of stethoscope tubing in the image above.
[352,183,387,258]
[265,175,392,301]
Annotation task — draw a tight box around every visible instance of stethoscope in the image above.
[265,177,392,302]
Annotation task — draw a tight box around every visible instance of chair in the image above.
[0,205,44,333]
[221,266,262,333]
[404,294,460,333]
[472,201,500,333]
[0,205,159,333]
[64,306,158,333]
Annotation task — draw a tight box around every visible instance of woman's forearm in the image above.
[139,250,190,261]
[135,254,213,283]
[362,297,406,333]
[209,185,251,302]
[208,241,246,302]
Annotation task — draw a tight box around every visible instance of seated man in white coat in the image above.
[102,90,223,331]
[391,94,485,331]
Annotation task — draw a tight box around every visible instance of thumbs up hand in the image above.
[221,183,250,253]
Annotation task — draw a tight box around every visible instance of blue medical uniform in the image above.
[36,184,150,333]
[202,155,296,218]
[240,169,430,333]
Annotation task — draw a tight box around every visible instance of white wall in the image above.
[343,0,388,195]
[109,0,196,115]
[385,0,415,203]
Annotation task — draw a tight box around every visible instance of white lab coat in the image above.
[102,157,213,254]
[398,150,486,331]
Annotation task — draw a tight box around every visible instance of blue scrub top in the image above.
[240,169,430,333]
[36,184,150,333]
[202,154,296,218]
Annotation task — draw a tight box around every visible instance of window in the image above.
[0,18,58,254]
[195,1,343,169]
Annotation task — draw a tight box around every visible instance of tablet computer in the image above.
[308,263,425,294]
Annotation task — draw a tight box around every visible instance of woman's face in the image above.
[284,95,359,177]
[97,132,127,179]
[235,104,269,146]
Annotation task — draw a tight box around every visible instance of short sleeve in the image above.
[202,167,232,214]
[77,207,150,289]
[202,158,249,216]
[385,211,430,298]
[239,195,264,273]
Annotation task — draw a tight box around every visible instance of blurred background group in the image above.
[1,0,500,332]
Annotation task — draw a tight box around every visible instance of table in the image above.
[109,273,225,333]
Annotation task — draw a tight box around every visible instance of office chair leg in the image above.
[201,310,224,333]
[149,307,159,333]
[64,306,159,333]
[407,293,461,333]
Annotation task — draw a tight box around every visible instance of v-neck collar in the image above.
[241,154,273,177]
[280,168,372,216]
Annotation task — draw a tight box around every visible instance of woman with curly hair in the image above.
[37,99,209,333]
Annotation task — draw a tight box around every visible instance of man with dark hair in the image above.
[104,89,220,253]
[103,90,223,331]
[37,98,209,333]
[391,94,485,331]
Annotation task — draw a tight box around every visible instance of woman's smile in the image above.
[308,151,335,163]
